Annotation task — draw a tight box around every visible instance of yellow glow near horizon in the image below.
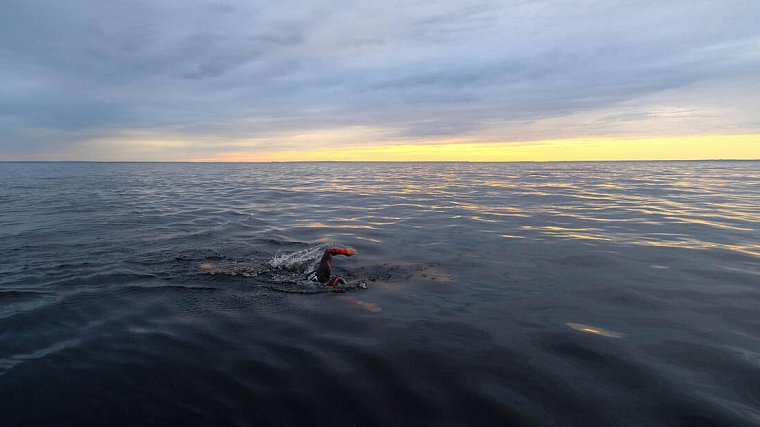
[188,134,760,162]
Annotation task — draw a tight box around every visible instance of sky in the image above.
[1,0,759,161]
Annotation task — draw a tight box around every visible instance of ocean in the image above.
[1,161,759,425]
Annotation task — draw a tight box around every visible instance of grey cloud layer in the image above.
[2,0,759,157]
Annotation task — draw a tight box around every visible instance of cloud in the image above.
[1,0,759,159]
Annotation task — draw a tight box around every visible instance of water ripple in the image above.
[1,161,759,425]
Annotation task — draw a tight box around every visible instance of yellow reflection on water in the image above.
[522,225,611,241]
[297,221,377,230]
[641,239,760,257]
[566,323,625,338]
[663,216,754,232]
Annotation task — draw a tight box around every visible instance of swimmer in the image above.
[306,247,356,286]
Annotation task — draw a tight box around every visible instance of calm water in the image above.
[2,161,760,426]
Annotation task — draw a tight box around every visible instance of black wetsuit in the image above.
[313,249,333,282]
[307,247,355,285]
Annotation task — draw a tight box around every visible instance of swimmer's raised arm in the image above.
[327,247,356,257]
[308,247,357,284]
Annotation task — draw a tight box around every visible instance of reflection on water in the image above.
[566,323,625,338]
[1,161,760,425]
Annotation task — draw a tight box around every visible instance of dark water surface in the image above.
[2,161,760,426]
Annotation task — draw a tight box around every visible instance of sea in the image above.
[1,161,759,426]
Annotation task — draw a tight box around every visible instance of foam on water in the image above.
[267,242,337,273]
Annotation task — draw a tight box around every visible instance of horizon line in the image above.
[2,159,759,164]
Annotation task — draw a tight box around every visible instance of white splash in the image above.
[267,242,344,273]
